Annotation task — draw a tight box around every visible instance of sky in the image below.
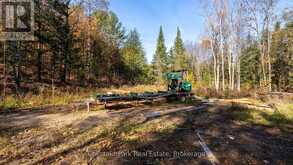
[109,0,204,63]
[109,0,293,63]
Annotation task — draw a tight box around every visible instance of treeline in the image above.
[151,0,292,93]
[201,0,293,92]
[0,0,149,93]
[0,0,292,95]
[241,20,293,91]
[152,26,189,83]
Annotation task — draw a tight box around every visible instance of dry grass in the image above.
[0,85,165,111]
[0,90,88,111]
[1,92,292,164]
[277,104,293,120]
[231,102,293,133]
[0,102,191,164]
[119,115,184,144]
[193,87,254,99]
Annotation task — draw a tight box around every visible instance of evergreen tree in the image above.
[122,29,148,84]
[240,44,261,89]
[36,0,76,84]
[91,10,126,83]
[168,47,175,70]
[172,27,187,70]
[152,26,168,82]
[94,11,126,46]
[271,21,293,91]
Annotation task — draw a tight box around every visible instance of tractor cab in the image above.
[166,70,192,93]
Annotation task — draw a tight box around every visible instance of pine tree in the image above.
[94,11,126,46]
[122,29,148,84]
[93,10,126,82]
[168,47,175,70]
[271,21,293,91]
[172,27,187,70]
[240,44,261,89]
[152,26,168,82]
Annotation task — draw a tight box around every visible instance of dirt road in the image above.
[0,101,292,164]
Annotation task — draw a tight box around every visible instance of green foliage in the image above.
[171,27,188,70]
[200,63,213,86]
[152,26,168,83]
[0,96,20,110]
[121,29,149,84]
[94,10,126,46]
[231,104,293,133]
[168,47,174,69]
[90,10,127,83]
[240,44,261,89]
[271,21,293,91]
[240,13,293,92]
[0,90,88,111]
[3,1,134,88]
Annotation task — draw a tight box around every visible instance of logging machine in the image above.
[96,70,193,107]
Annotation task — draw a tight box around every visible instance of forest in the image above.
[0,0,292,95]
[0,0,293,164]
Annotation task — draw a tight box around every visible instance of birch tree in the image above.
[231,0,246,92]
[243,0,277,91]
[202,0,229,91]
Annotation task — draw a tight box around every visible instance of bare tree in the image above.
[243,0,277,91]
[231,0,246,92]
[202,0,231,91]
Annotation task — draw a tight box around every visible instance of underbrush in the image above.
[0,91,88,111]
[230,103,293,133]
[193,87,254,99]
[0,85,165,111]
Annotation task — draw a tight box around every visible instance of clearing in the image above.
[0,98,293,164]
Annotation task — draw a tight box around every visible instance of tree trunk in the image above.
[220,17,225,91]
[267,22,272,92]
[211,40,219,92]
[237,51,241,92]
[3,42,6,98]
[37,42,42,82]
[228,51,232,90]
[221,48,225,91]
[216,60,220,91]
[213,55,217,90]
[232,59,235,90]
[259,41,266,88]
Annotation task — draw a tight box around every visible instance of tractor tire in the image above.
[180,96,186,102]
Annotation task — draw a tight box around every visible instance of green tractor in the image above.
[166,70,192,93]
[96,70,193,107]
